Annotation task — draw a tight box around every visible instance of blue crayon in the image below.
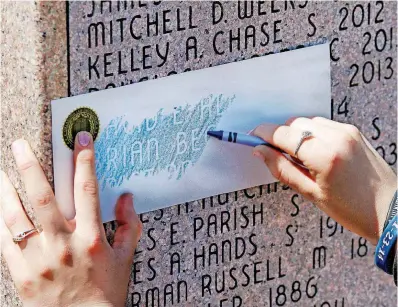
[207,130,286,154]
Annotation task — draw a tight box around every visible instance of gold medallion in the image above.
[62,107,100,150]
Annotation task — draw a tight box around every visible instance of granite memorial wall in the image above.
[1,1,397,306]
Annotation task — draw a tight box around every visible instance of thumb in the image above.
[253,145,318,199]
[112,193,142,260]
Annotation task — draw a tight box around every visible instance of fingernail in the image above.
[247,128,255,135]
[253,150,265,160]
[248,124,269,135]
[11,139,25,155]
[77,131,91,147]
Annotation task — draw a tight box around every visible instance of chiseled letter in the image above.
[191,128,201,151]
[147,138,159,162]
[201,97,211,120]
[106,147,118,171]
[176,132,188,155]
[146,114,157,131]
[173,108,183,125]
[132,141,143,166]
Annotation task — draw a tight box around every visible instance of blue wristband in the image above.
[375,215,398,273]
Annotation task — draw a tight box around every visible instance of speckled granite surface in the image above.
[1,1,67,306]
[1,1,397,306]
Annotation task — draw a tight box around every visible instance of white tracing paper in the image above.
[52,43,331,223]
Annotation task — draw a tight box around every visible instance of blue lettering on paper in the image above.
[95,94,236,190]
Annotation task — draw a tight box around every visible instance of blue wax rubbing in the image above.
[95,94,236,190]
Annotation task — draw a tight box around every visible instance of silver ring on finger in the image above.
[12,228,40,243]
[294,131,313,158]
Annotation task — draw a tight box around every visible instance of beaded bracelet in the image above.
[375,215,398,273]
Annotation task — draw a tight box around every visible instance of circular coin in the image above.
[62,107,100,150]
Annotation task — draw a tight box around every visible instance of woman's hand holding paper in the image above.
[1,132,142,307]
